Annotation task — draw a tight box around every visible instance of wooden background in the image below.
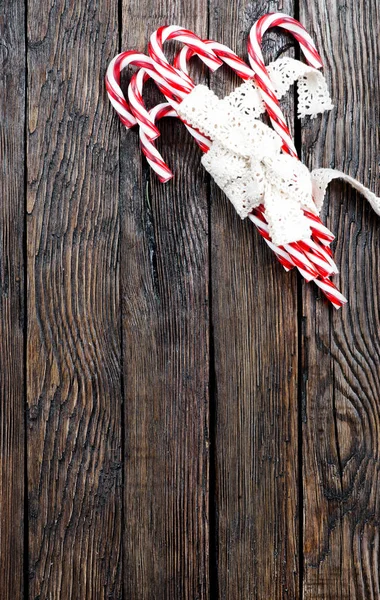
[1,0,379,598]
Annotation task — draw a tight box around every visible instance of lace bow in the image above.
[201,120,316,246]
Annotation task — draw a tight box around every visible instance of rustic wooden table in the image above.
[1,0,379,598]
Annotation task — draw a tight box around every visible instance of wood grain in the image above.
[120,2,210,598]
[0,0,25,597]
[26,0,123,597]
[1,1,379,597]
[208,1,299,598]
[300,2,380,598]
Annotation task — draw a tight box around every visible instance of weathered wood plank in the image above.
[301,2,380,598]
[26,0,123,597]
[208,2,299,597]
[0,0,25,597]
[120,3,210,598]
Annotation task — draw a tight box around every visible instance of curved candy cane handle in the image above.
[105,51,182,139]
[246,13,347,307]
[247,13,324,157]
[250,13,323,69]
[148,26,222,94]
[174,39,255,81]
[132,68,210,182]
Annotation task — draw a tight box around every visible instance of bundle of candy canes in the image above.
[106,13,380,309]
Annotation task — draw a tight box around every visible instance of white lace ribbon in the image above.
[225,56,334,120]
[177,57,380,245]
[311,169,380,215]
[267,57,334,118]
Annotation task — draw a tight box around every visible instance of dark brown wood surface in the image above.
[26,0,123,597]
[0,0,379,598]
[120,2,210,598]
[208,1,299,598]
[0,1,25,598]
[301,2,380,599]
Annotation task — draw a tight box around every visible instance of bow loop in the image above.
[262,154,315,211]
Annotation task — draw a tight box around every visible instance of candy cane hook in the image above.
[105,51,182,139]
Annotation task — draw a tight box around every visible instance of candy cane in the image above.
[134,68,210,182]
[247,13,322,156]
[247,14,346,307]
[250,13,322,70]
[149,26,222,86]
[247,14,325,157]
[105,51,184,139]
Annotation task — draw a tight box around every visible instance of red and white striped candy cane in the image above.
[247,14,346,307]
[105,50,183,139]
[250,13,322,70]
[134,68,210,182]
[248,15,335,250]
[247,13,322,156]
[148,26,222,95]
